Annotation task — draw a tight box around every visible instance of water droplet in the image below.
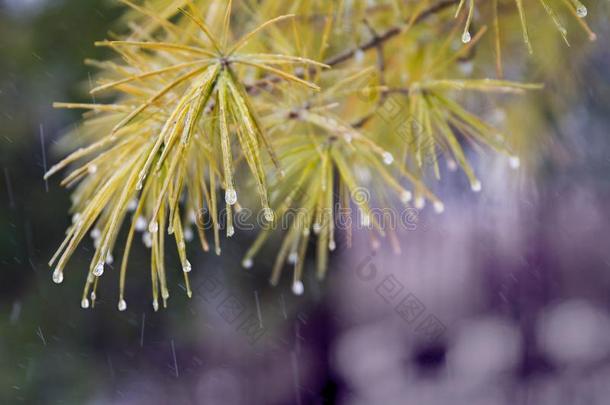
[93,262,104,277]
[117,299,127,312]
[90,291,96,301]
[105,254,114,265]
[313,223,322,234]
[471,180,482,193]
[292,281,304,296]
[433,201,445,214]
[127,199,138,211]
[135,216,147,232]
[415,197,426,209]
[81,298,90,309]
[227,225,235,237]
[182,260,192,273]
[400,190,412,204]
[52,269,64,284]
[184,228,194,242]
[509,156,521,170]
[87,164,98,174]
[148,221,159,233]
[462,32,472,44]
[329,240,336,251]
[447,159,458,172]
[142,232,152,248]
[576,6,587,18]
[167,225,174,235]
[225,188,238,205]
[72,213,81,224]
[263,207,274,222]
[90,228,101,240]
[242,258,253,269]
[288,252,298,264]
[152,299,159,312]
[382,152,394,165]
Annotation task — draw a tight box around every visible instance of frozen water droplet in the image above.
[382,152,394,165]
[434,201,445,214]
[182,260,192,273]
[509,156,521,170]
[577,6,587,18]
[292,281,304,296]
[313,223,322,234]
[88,164,98,174]
[242,258,253,269]
[81,298,90,309]
[225,188,238,205]
[52,269,64,284]
[462,32,472,44]
[148,221,159,233]
[263,207,274,222]
[117,299,127,312]
[471,180,482,193]
[329,240,336,251]
[400,190,413,204]
[93,262,104,277]
[415,197,426,209]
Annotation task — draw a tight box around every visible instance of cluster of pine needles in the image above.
[47,0,595,310]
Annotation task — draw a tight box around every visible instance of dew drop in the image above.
[313,223,322,234]
[142,232,153,248]
[400,190,413,204]
[52,269,64,284]
[90,228,101,240]
[93,262,104,277]
[433,201,445,214]
[81,298,90,309]
[117,299,127,312]
[471,180,482,193]
[382,152,394,165]
[105,254,114,265]
[90,291,96,301]
[288,252,298,265]
[242,258,253,269]
[415,197,426,209]
[127,199,138,212]
[87,164,98,174]
[148,221,159,234]
[152,299,159,312]
[292,281,305,296]
[263,207,275,222]
[354,49,365,64]
[184,228,194,242]
[227,225,235,237]
[462,31,472,44]
[576,6,587,18]
[182,260,192,273]
[136,181,143,191]
[329,240,337,251]
[135,216,147,232]
[225,188,238,205]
